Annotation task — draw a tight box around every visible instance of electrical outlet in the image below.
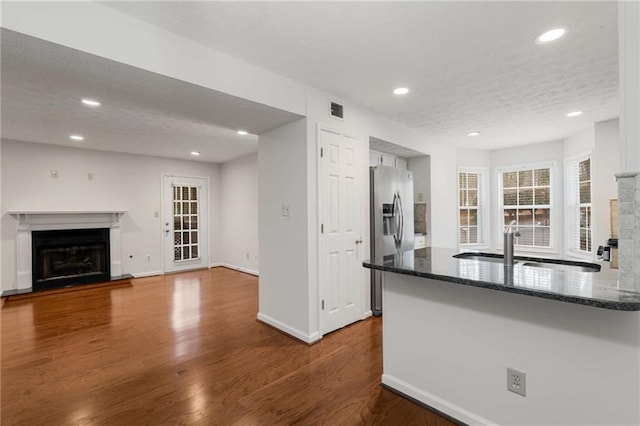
[146,255,151,262]
[507,368,526,397]
[246,252,250,260]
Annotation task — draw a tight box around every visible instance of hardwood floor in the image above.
[1,267,453,425]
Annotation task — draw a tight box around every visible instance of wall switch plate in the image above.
[507,368,526,397]
[282,204,290,217]
[51,170,59,179]
[417,192,424,202]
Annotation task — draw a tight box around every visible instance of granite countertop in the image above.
[363,247,640,311]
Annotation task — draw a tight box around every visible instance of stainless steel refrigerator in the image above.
[370,165,414,316]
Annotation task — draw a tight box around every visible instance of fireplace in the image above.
[31,228,111,291]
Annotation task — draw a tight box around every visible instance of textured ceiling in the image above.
[0,29,302,163]
[104,1,619,150]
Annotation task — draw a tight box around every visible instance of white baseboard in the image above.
[213,262,259,276]
[362,310,373,319]
[132,270,163,278]
[257,312,321,344]
[381,374,495,426]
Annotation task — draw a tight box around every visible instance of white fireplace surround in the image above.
[8,211,126,290]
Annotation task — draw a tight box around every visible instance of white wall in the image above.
[383,272,640,426]
[257,118,313,342]
[456,149,491,168]
[594,119,621,247]
[219,153,259,275]
[563,125,595,158]
[1,140,221,290]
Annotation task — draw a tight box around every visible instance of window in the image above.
[458,169,487,246]
[566,155,592,255]
[499,166,552,248]
[172,185,200,261]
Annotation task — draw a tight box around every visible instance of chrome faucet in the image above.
[504,220,521,267]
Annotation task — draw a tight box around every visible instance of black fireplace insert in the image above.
[32,228,110,291]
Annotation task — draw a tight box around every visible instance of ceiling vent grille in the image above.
[330,101,344,120]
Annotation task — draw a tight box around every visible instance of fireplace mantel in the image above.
[6,210,127,291]
[8,211,126,230]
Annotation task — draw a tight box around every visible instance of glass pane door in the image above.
[172,185,200,262]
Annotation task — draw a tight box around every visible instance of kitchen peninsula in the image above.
[364,248,640,425]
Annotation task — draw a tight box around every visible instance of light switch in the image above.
[282,204,290,217]
[417,193,424,202]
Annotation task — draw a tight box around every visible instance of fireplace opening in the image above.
[32,228,110,291]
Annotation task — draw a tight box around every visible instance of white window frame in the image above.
[565,152,593,260]
[496,161,557,254]
[457,167,490,250]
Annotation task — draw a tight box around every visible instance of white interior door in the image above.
[320,128,363,334]
[163,175,209,273]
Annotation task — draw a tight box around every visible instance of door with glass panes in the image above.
[163,175,209,273]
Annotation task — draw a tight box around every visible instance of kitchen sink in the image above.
[454,252,600,272]
[454,254,514,264]
[521,262,599,273]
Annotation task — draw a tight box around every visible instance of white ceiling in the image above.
[0,29,302,163]
[104,1,619,150]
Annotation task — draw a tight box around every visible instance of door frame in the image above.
[316,123,367,336]
[161,173,211,274]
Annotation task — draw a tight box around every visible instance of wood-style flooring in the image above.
[1,267,453,425]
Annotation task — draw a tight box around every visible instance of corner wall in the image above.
[257,118,314,342]
[1,140,222,290]
[219,153,259,275]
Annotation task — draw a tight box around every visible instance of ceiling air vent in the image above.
[330,101,344,120]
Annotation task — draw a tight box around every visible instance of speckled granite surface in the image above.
[363,247,640,311]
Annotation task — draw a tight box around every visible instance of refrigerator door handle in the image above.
[392,192,399,248]
[397,191,404,247]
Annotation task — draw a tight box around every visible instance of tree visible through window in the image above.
[501,168,551,247]
[459,172,480,245]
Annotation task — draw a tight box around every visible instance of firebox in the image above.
[31,228,110,291]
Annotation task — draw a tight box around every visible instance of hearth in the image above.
[32,228,110,291]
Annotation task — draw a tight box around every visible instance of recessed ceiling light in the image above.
[237,130,249,135]
[467,131,480,136]
[81,99,101,107]
[566,111,583,117]
[70,135,84,141]
[190,151,201,156]
[536,27,567,44]
[393,87,409,95]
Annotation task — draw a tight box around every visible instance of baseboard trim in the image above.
[257,312,321,344]
[362,309,373,319]
[131,270,163,278]
[381,374,495,426]
[212,262,259,276]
